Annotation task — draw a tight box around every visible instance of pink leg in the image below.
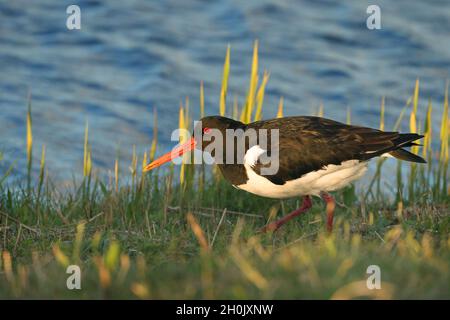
[320,192,335,233]
[259,196,312,233]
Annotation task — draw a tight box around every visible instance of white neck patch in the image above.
[243,145,266,168]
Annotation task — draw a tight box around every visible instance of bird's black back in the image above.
[246,116,424,185]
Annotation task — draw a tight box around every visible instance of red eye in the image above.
[203,127,211,134]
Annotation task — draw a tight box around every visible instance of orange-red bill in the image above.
[143,137,197,172]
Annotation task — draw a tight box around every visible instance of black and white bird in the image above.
[144,116,425,233]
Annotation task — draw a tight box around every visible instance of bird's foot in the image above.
[258,196,312,234]
[258,221,282,233]
[320,192,335,233]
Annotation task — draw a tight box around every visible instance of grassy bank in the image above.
[0,43,449,299]
[0,174,449,299]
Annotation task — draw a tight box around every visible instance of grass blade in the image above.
[26,98,33,191]
[200,81,205,118]
[245,41,259,123]
[219,45,230,117]
[276,97,284,118]
[253,70,270,122]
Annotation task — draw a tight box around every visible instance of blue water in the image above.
[0,0,449,184]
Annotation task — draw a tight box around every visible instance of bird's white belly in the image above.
[236,160,368,199]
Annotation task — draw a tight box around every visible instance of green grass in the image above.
[0,176,449,299]
[0,43,449,299]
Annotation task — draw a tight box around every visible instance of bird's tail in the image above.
[389,148,426,163]
[388,133,426,163]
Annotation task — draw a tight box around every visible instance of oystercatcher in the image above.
[144,116,425,233]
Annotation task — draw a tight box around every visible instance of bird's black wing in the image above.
[248,116,423,185]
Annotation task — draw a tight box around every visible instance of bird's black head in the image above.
[143,115,245,172]
[193,116,245,152]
